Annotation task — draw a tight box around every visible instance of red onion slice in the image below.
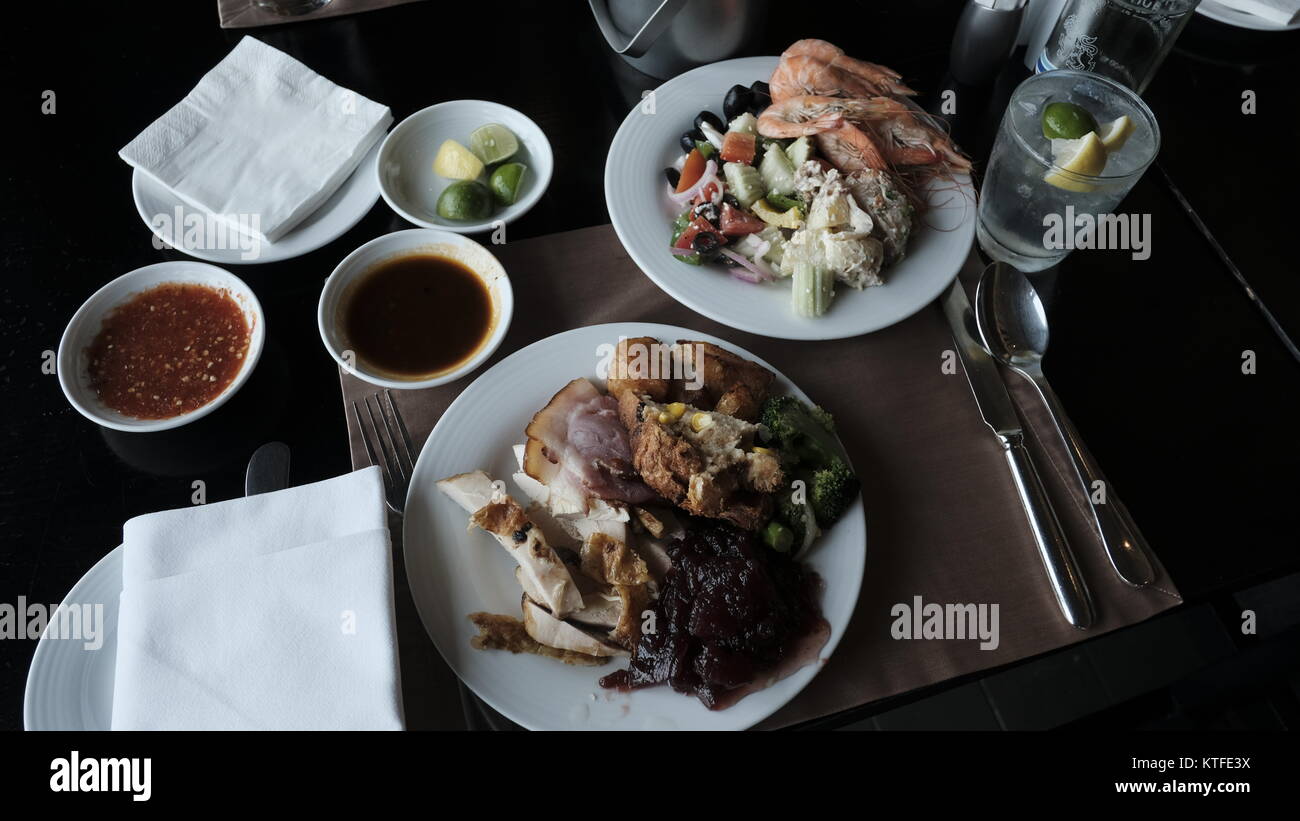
[667,160,718,206]
[719,247,773,283]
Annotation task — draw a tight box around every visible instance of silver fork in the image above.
[353,389,417,514]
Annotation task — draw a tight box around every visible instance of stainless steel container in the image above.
[588,0,766,78]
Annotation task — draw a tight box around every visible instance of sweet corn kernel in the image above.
[657,412,671,424]
[666,402,686,420]
[690,412,712,432]
[752,446,773,455]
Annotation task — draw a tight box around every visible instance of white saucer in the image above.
[130,137,383,265]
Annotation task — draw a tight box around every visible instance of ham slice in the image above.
[524,378,656,513]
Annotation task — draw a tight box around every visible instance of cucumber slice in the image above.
[760,143,797,196]
[727,111,758,135]
[792,261,834,317]
[723,162,765,209]
[785,136,815,168]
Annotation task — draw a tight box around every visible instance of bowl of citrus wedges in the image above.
[376,100,553,234]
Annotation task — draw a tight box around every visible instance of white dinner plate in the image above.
[605,56,975,341]
[1196,1,1300,31]
[130,137,383,265]
[402,323,867,730]
[24,546,122,730]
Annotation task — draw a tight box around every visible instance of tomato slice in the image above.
[719,203,768,236]
[675,215,726,251]
[720,132,756,165]
[676,148,705,193]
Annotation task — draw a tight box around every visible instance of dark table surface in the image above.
[2,0,1297,731]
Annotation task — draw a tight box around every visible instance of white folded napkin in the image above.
[119,36,392,243]
[1214,0,1300,24]
[111,467,404,730]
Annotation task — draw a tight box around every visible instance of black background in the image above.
[1,0,1298,735]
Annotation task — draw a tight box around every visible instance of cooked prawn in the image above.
[759,95,970,173]
[842,97,971,173]
[813,120,891,175]
[770,39,916,101]
[756,94,852,138]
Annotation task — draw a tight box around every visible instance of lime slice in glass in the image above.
[469,124,519,165]
[436,180,493,220]
[489,162,527,206]
[1041,101,1099,141]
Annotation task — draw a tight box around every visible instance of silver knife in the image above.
[245,442,291,497]
[941,280,1094,629]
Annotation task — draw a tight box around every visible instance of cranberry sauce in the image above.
[601,519,826,709]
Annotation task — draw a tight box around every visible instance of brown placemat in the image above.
[218,0,425,28]
[337,223,1182,729]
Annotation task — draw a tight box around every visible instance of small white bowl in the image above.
[58,261,265,433]
[318,229,514,390]
[376,100,553,234]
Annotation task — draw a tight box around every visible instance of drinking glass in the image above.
[976,70,1160,273]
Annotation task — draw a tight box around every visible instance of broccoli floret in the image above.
[810,404,836,433]
[760,395,841,468]
[775,484,819,549]
[811,460,860,525]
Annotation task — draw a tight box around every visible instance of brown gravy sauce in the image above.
[343,253,493,378]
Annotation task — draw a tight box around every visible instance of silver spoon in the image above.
[975,263,1156,588]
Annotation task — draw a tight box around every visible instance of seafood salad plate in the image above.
[606,44,975,340]
[403,323,866,730]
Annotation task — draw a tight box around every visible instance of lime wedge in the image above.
[488,162,527,206]
[469,124,519,165]
[436,180,493,220]
[1042,101,1099,140]
[433,139,484,180]
[1098,115,1135,152]
[1045,132,1107,193]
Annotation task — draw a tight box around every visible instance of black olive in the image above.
[693,202,719,225]
[723,84,752,121]
[664,167,681,188]
[692,231,720,253]
[750,80,770,97]
[748,81,772,114]
[679,130,703,153]
[722,194,742,209]
[694,110,724,134]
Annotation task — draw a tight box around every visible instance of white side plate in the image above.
[131,137,383,265]
[24,546,122,731]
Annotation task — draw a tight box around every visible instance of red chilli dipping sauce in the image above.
[86,283,251,419]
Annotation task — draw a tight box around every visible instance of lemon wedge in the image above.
[1044,132,1107,193]
[433,139,484,180]
[1098,115,1135,152]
